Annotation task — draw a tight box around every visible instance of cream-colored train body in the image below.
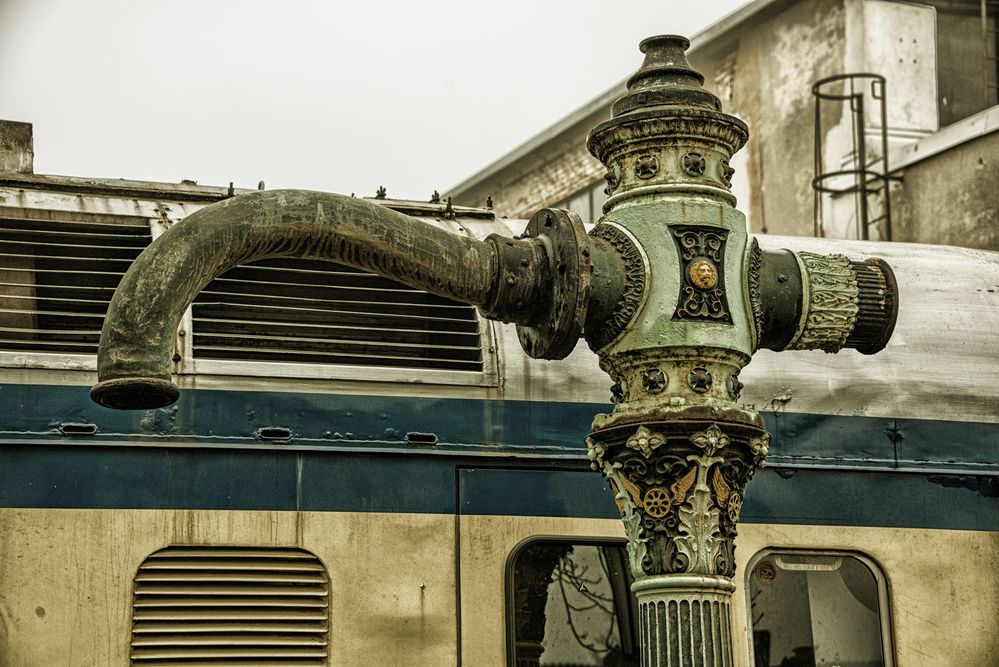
[0,184,995,666]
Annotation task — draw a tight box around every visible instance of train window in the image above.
[747,549,893,667]
[130,545,330,665]
[507,539,639,666]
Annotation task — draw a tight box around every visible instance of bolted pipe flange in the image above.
[514,209,592,360]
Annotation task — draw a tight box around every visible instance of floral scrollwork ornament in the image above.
[626,425,666,458]
[588,436,649,575]
[691,423,730,456]
[588,418,767,579]
[727,492,743,523]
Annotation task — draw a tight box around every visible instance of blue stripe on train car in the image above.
[1,384,997,472]
[0,445,996,531]
[456,468,998,531]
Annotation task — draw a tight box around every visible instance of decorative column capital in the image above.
[588,417,768,580]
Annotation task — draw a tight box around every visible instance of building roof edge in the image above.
[446,0,789,198]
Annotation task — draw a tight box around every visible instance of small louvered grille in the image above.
[131,546,330,666]
[192,257,484,372]
[0,215,152,354]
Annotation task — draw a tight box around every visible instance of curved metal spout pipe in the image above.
[92,190,627,410]
[92,190,504,410]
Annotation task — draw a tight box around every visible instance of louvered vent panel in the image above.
[0,215,152,354]
[192,257,484,372]
[131,546,330,666]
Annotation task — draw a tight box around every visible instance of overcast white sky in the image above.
[0,0,749,200]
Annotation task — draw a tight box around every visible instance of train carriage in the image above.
[0,174,996,666]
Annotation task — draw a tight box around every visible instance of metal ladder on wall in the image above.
[812,73,893,241]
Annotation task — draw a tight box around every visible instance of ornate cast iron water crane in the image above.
[91,35,898,666]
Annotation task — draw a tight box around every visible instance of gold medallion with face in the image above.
[689,258,718,289]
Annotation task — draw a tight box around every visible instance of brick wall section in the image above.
[494,142,604,218]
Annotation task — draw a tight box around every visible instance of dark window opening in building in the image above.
[748,550,892,667]
[932,0,999,127]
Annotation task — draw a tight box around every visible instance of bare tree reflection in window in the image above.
[510,542,638,667]
[553,548,619,657]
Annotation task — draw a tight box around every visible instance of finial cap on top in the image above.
[612,34,721,117]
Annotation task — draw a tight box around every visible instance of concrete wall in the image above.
[453,0,996,251]
[456,0,852,234]
[692,0,848,236]
[891,131,999,250]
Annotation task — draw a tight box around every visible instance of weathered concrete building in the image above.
[449,0,999,250]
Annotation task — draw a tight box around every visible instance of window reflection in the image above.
[749,552,890,667]
[509,541,638,667]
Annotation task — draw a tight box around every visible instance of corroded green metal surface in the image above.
[94,191,494,408]
[579,35,897,666]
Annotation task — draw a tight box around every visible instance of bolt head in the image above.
[682,152,706,177]
[635,155,659,179]
[642,367,667,394]
[688,367,713,393]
